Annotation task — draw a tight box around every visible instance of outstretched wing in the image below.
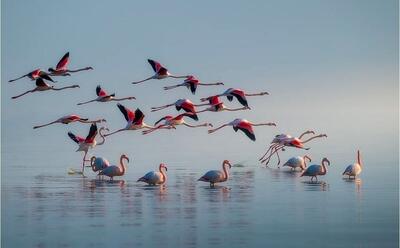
[189,82,197,94]
[179,100,196,113]
[155,116,171,125]
[233,120,255,141]
[132,108,145,125]
[230,89,248,107]
[68,132,85,144]
[180,112,198,121]
[148,59,164,73]
[209,96,221,105]
[56,52,70,71]
[96,85,108,97]
[117,103,135,122]
[85,123,98,143]
[35,78,48,87]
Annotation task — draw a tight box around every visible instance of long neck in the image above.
[321,161,328,175]
[245,91,269,96]
[97,128,107,145]
[105,128,125,137]
[159,166,167,184]
[33,120,59,129]
[53,85,78,91]
[111,97,135,101]
[90,157,96,171]
[68,67,91,73]
[357,151,362,167]
[302,134,326,144]
[224,107,247,112]
[119,157,127,175]
[222,162,229,181]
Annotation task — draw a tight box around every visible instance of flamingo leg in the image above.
[263,145,285,165]
[132,76,153,84]
[260,144,281,162]
[77,99,97,105]
[52,85,79,91]
[82,151,88,174]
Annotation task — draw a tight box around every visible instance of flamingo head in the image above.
[223,160,232,168]
[160,163,168,171]
[121,154,129,163]
[322,157,330,166]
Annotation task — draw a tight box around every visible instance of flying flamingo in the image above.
[77,85,136,105]
[300,157,330,182]
[163,75,224,94]
[201,88,269,108]
[198,160,232,187]
[342,150,362,179]
[67,123,108,173]
[90,156,110,173]
[105,104,173,137]
[142,112,212,135]
[131,59,188,84]
[259,131,327,166]
[282,155,312,171]
[208,118,276,141]
[48,52,93,76]
[196,96,249,113]
[9,69,55,83]
[137,163,168,185]
[11,78,79,99]
[33,114,106,129]
[98,154,130,181]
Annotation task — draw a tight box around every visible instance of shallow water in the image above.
[2,151,398,248]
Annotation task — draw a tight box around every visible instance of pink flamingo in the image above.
[142,112,212,135]
[132,59,188,84]
[48,52,93,76]
[196,96,249,113]
[342,150,362,179]
[282,155,312,171]
[163,75,224,94]
[9,68,55,83]
[77,85,136,105]
[198,160,232,187]
[259,131,327,166]
[98,154,130,181]
[300,158,331,182]
[33,114,106,129]
[201,88,269,108]
[151,98,209,118]
[137,163,168,185]
[67,123,108,173]
[208,118,276,141]
[90,156,110,176]
[11,78,79,99]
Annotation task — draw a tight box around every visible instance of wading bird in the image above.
[98,154,129,181]
[9,69,54,83]
[163,75,224,94]
[198,160,232,187]
[77,85,136,105]
[137,163,168,185]
[33,114,106,129]
[196,96,249,113]
[300,157,330,182]
[342,150,362,179]
[90,156,110,173]
[282,155,312,171]
[259,131,327,166]
[48,52,93,76]
[208,118,276,141]
[67,123,108,173]
[11,78,79,99]
[142,112,211,135]
[132,59,188,84]
[201,88,269,108]
[151,98,207,120]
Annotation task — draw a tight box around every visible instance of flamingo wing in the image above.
[342,164,354,175]
[301,164,321,177]
[56,52,70,71]
[155,116,171,125]
[233,121,255,141]
[117,103,135,122]
[179,112,198,121]
[179,100,196,113]
[199,170,224,183]
[35,78,49,87]
[93,157,110,171]
[209,96,221,105]
[230,89,248,107]
[38,72,55,82]
[96,85,108,97]
[99,165,120,177]
[148,59,165,73]
[68,132,85,144]
[85,123,98,143]
[132,108,145,125]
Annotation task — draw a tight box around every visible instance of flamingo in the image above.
[33,114,106,129]
[131,59,188,84]
[98,154,130,181]
[300,157,330,182]
[201,88,269,108]
[9,68,55,83]
[151,98,208,119]
[342,150,362,179]
[282,155,311,171]
[77,85,136,105]
[67,123,108,173]
[142,112,212,135]
[11,78,79,99]
[198,160,232,187]
[48,52,93,76]
[259,131,327,166]
[137,163,168,185]
[163,75,224,94]
[196,96,249,113]
[105,104,173,137]
[208,118,276,141]
[90,156,110,173]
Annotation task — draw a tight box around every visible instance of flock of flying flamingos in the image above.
[9,52,363,186]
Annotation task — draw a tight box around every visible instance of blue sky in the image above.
[2,0,398,168]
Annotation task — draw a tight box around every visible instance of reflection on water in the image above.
[2,163,399,248]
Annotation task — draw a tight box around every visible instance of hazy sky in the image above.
[2,0,398,169]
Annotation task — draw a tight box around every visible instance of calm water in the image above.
[2,146,398,248]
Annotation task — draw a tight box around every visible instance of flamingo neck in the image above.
[159,166,167,184]
[119,156,127,175]
[90,157,96,171]
[357,151,362,167]
[321,161,328,175]
[97,128,107,145]
[222,162,230,181]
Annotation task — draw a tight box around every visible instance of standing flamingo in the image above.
[198,160,232,187]
[132,59,188,84]
[163,75,224,94]
[33,114,106,129]
[151,98,207,120]
[11,78,79,99]
[201,88,269,108]
[137,163,168,185]
[48,52,93,76]
[77,85,136,105]
[98,154,130,181]
[67,123,108,173]
[90,156,110,173]
[282,155,312,171]
[9,69,55,83]
[208,118,276,141]
[259,131,327,166]
[142,112,212,135]
[342,150,362,179]
[196,96,249,113]
[300,158,331,182]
